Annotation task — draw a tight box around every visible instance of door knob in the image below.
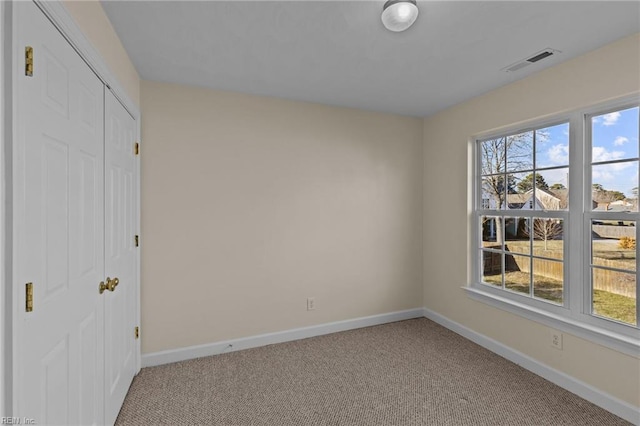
[105,277,119,292]
[101,277,120,293]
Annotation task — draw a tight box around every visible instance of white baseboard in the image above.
[422,307,640,425]
[142,308,424,368]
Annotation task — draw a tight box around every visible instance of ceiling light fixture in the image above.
[381,0,419,32]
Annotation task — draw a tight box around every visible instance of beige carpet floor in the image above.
[116,318,631,425]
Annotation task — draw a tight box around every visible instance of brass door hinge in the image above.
[135,326,139,339]
[134,142,139,156]
[134,235,139,247]
[26,283,33,312]
[25,46,34,77]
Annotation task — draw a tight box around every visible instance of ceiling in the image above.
[101,1,640,117]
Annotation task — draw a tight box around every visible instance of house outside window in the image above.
[473,100,639,353]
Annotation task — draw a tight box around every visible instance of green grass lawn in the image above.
[593,290,637,326]
[483,271,636,325]
[483,271,563,303]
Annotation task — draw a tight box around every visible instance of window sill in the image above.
[464,286,640,357]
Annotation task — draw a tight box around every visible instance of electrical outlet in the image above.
[307,297,316,311]
[550,330,563,350]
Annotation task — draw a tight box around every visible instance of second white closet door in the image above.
[104,89,137,425]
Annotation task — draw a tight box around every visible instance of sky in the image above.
[535,106,639,199]
[590,106,639,198]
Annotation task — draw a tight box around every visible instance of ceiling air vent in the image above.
[502,48,560,73]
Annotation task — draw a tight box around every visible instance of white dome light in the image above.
[381,0,419,32]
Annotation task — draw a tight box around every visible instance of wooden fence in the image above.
[483,245,635,299]
[592,224,635,239]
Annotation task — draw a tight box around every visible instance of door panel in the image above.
[78,154,98,276]
[104,89,137,425]
[41,45,70,117]
[79,312,99,425]
[43,137,69,296]
[41,337,70,425]
[16,2,105,424]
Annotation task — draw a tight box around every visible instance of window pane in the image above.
[592,267,637,326]
[506,131,533,172]
[533,258,563,304]
[529,218,564,260]
[536,123,569,168]
[505,254,531,295]
[481,198,490,210]
[592,106,639,161]
[591,220,636,272]
[537,168,569,210]
[505,217,530,256]
[481,250,502,287]
[481,216,503,249]
[481,176,506,210]
[481,139,505,176]
[510,172,534,209]
[592,161,638,212]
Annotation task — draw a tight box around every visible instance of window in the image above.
[479,122,569,305]
[588,106,639,327]
[473,100,639,352]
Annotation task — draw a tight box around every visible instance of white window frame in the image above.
[467,95,640,357]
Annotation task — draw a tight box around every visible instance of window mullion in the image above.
[568,112,584,316]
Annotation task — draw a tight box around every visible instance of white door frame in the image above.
[0,0,10,417]
[1,0,141,416]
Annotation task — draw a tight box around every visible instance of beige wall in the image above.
[63,0,140,107]
[141,80,424,354]
[423,33,640,407]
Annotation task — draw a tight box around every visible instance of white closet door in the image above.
[15,2,105,425]
[104,89,137,425]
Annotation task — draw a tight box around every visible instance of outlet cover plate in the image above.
[550,330,563,350]
[307,297,316,311]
